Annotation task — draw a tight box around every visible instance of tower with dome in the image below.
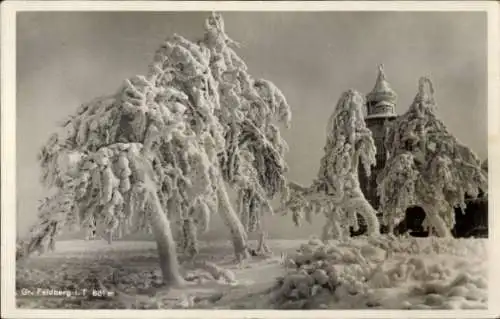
[359,64,398,209]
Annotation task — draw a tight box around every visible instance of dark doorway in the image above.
[349,194,488,238]
[395,196,488,238]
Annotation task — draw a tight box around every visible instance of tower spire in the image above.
[366,64,397,119]
[378,64,386,81]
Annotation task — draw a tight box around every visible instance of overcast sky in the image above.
[16,11,487,237]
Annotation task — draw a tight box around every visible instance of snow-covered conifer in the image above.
[281,90,380,238]
[377,77,487,237]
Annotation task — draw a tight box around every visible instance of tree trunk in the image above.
[256,230,271,254]
[347,195,380,236]
[387,220,395,235]
[106,231,113,245]
[85,224,95,241]
[422,203,451,238]
[215,173,250,261]
[148,190,186,286]
[322,210,345,241]
[331,219,343,239]
[117,223,124,239]
[321,220,332,243]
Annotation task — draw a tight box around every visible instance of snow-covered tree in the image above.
[481,159,488,173]
[281,89,380,240]
[19,13,282,285]
[203,13,292,254]
[377,77,487,237]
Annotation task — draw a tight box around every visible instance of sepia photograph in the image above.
[2,1,499,317]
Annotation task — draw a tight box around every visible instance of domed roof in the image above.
[366,64,397,119]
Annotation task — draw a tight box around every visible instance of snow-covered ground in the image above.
[16,237,487,309]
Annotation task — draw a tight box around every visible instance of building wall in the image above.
[359,116,396,209]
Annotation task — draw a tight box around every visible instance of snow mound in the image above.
[267,236,487,309]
